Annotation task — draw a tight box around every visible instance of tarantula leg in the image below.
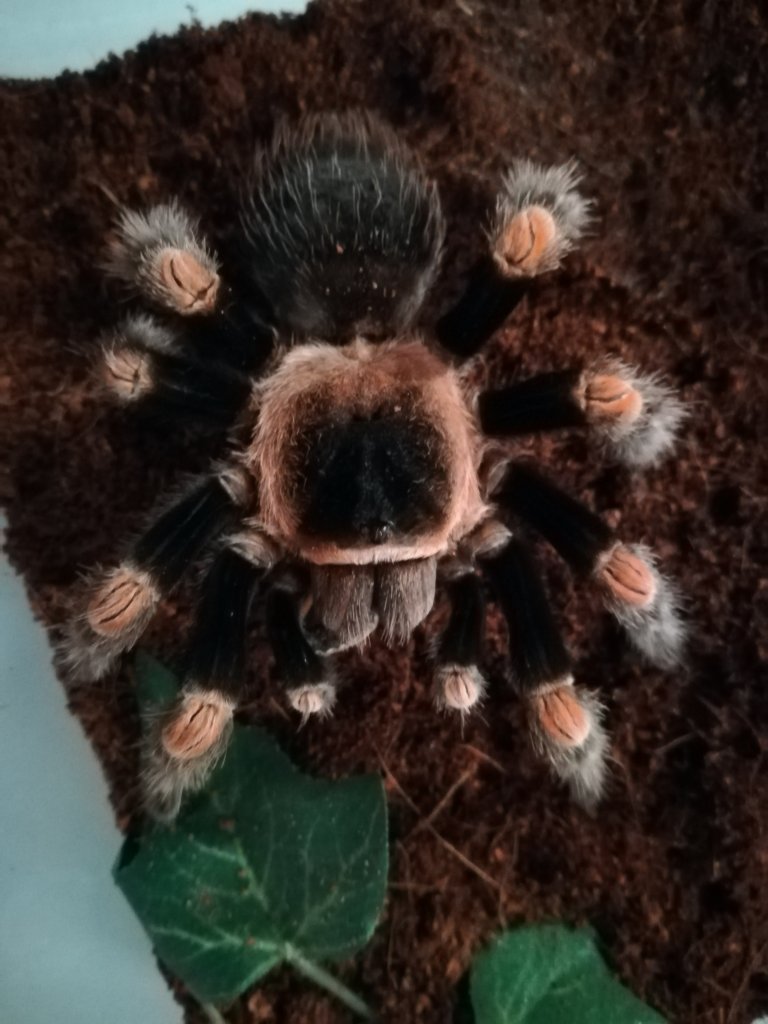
[580,360,686,466]
[142,544,272,821]
[434,573,487,714]
[500,464,686,667]
[107,202,220,314]
[106,203,276,373]
[479,362,685,466]
[265,585,336,720]
[492,162,593,274]
[479,368,586,435]
[102,319,251,428]
[435,261,529,361]
[437,161,591,359]
[62,473,246,682]
[479,537,608,807]
[142,689,235,823]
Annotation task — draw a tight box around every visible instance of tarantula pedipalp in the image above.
[65,112,686,820]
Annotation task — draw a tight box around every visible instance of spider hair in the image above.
[601,543,687,668]
[490,159,594,276]
[141,691,235,822]
[529,684,609,810]
[586,359,688,467]
[65,110,687,821]
[242,111,445,338]
[107,202,220,313]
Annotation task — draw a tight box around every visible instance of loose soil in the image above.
[1,2,767,1022]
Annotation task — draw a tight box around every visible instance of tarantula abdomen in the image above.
[243,112,445,340]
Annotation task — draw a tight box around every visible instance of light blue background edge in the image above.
[0,0,308,79]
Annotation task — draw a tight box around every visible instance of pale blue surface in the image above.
[0,516,182,1024]
[0,0,307,78]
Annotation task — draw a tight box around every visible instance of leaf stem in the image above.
[285,946,375,1020]
[200,1004,228,1024]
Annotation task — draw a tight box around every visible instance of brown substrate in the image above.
[1,2,767,1022]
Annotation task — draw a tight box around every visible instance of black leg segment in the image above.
[436,256,530,359]
[480,539,571,693]
[180,287,277,375]
[140,547,264,822]
[499,464,613,576]
[479,369,584,437]
[130,349,252,427]
[183,549,264,697]
[478,536,608,805]
[439,573,485,667]
[265,587,327,689]
[133,477,240,589]
[434,571,487,712]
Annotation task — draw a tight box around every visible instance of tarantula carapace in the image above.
[65,112,685,820]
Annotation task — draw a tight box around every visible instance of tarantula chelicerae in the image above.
[65,112,686,820]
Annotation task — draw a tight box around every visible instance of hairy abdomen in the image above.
[241,112,445,340]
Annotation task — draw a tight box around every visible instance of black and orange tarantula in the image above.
[65,113,685,820]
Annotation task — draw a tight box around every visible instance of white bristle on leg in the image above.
[57,617,124,683]
[602,543,687,668]
[586,360,686,467]
[435,664,487,714]
[119,312,179,354]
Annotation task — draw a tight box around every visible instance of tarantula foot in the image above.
[142,692,234,822]
[529,679,608,809]
[582,371,644,428]
[107,202,220,314]
[435,664,487,713]
[58,565,160,684]
[581,360,686,466]
[156,248,219,314]
[492,160,592,278]
[161,691,235,761]
[102,345,154,401]
[85,564,158,638]
[287,682,337,719]
[597,543,657,608]
[495,205,558,277]
[531,680,591,747]
[597,543,686,668]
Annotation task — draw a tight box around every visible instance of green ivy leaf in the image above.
[132,650,178,709]
[470,925,666,1024]
[116,656,388,1012]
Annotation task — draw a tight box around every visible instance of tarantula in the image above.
[65,112,686,820]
